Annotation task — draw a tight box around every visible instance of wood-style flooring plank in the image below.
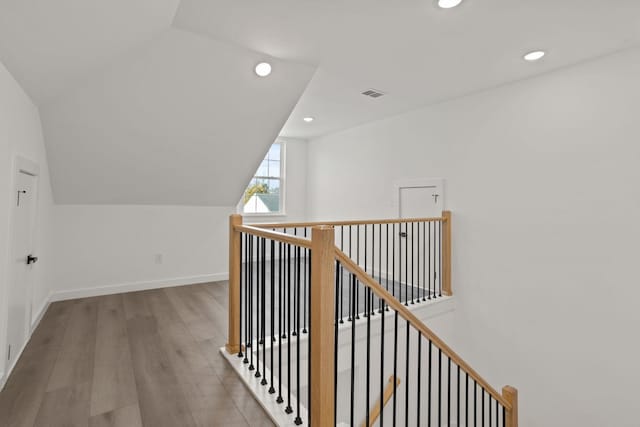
[0,300,75,427]
[33,381,91,427]
[0,282,271,427]
[46,298,99,392]
[90,294,138,416]
[88,404,143,427]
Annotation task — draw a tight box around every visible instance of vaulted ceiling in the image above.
[1,0,640,204]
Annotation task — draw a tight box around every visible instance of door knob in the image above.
[27,255,38,265]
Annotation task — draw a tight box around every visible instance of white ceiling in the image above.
[0,0,181,104]
[41,29,314,204]
[175,0,640,138]
[1,0,640,204]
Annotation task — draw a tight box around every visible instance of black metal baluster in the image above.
[269,240,275,394]
[392,311,399,426]
[294,244,302,425]
[249,235,255,371]
[261,238,267,385]
[282,229,288,340]
[380,300,385,427]
[238,233,243,359]
[404,320,409,427]
[417,222,420,303]
[378,223,383,313]
[244,233,250,363]
[365,285,371,427]
[348,226,353,322]
[438,348,442,427]
[489,395,492,427]
[428,222,432,300]
[417,331,422,427]
[285,241,293,415]
[340,226,344,323]
[482,389,485,427]
[334,260,339,427]
[404,222,408,306]
[356,225,360,319]
[292,229,298,337]
[422,221,426,302]
[439,220,442,297]
[448,357,451,426]
[457,365,461,426]
[364,224,368,319]
[466,373,469,427]
[303,228,308,334]
[411,222,414,304]
[428,339,432,427]
[474,381,477,427]
[277,241,284,404]
[308,252,312,424]
[255,237,261,379]
[350,274,357,427]
[392,223,396,300]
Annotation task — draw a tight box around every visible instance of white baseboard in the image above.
[0,291,53,391]
[49,273,229,302]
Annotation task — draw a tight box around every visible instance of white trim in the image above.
[0,289,51,391]
[49,273,229,302]
[221,348,308,426]
[392,178,445,218]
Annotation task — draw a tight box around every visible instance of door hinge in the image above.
[7,345,11,361]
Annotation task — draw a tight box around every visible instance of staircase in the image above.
[222,212,518,426]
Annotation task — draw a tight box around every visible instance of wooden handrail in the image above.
[361,376,401,427]
[234,224,312,249]
[248,215,447,229]
[334,248,512,409]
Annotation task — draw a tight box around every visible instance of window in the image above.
[241,142,284,215]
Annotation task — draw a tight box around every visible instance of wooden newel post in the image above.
[502,385,518,427]
[310,226,336,427]
[442,210,452,296]
[226,214,243,354]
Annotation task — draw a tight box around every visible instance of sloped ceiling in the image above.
[2,0,640,204]
[0,0,315,205]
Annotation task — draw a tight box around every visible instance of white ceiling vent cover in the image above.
[361,88,385,98]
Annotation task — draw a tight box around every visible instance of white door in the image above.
[6,168,38,367]
[394,179,444,293]
[398,184,443,219]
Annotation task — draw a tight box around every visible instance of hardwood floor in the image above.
[0,282,274,427]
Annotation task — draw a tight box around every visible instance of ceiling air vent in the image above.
[361,88,385,98]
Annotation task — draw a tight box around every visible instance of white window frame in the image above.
[239,141,286,217]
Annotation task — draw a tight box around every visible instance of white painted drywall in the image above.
[0,60,55,380]
[50,138,308,298]
[51,205,233,299]
[306,47,640,427]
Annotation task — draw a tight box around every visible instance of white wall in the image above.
[51,205,233,299]
[306,47,640,427]
[50,138,308,298]
[0,60,55,379]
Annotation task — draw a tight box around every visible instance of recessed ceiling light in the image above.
[437,0,463,9]
[523,51,546,62]
[303,117,314,123]
[255,62,272,77]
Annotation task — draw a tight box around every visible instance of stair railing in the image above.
[226,212,518,426]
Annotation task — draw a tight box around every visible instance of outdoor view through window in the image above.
[242,142,282,214]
